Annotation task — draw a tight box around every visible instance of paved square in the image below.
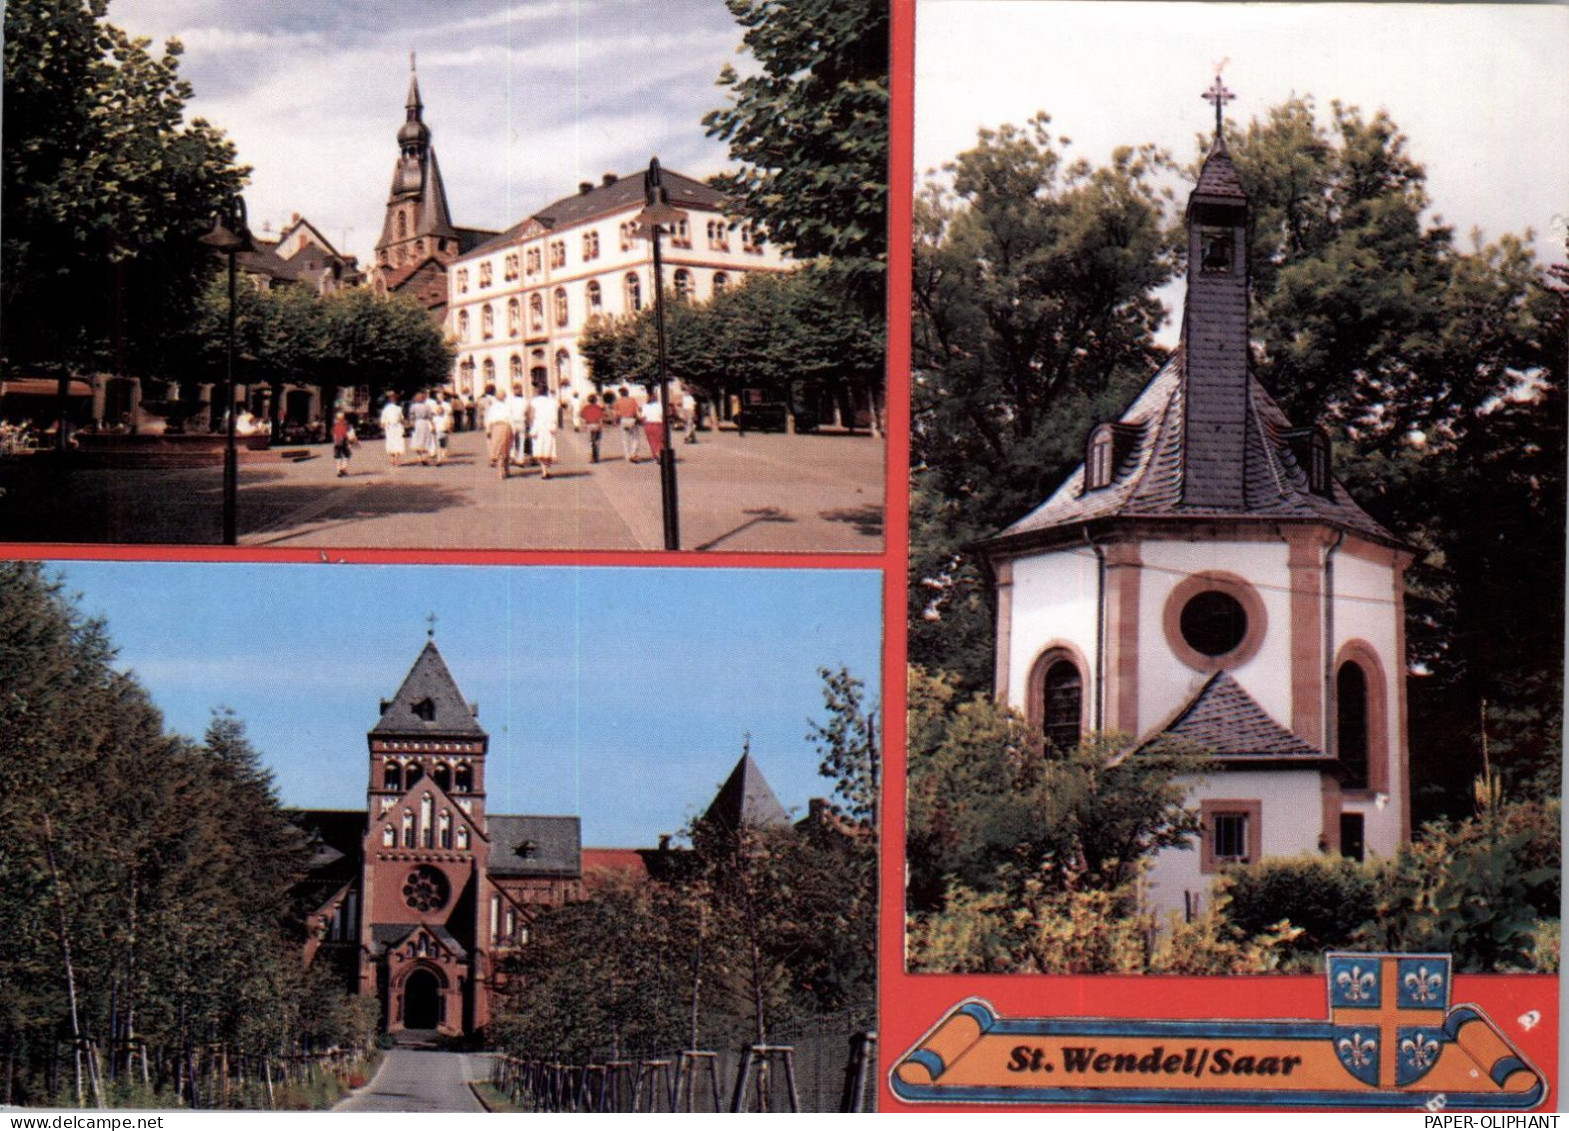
[0,427,884,553]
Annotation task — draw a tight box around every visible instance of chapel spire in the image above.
[1180,71,1252,508]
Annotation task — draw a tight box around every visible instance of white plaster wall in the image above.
[1330,550,1404,858]
[1136,540,1295,737]
[1142,768,1326,923]
[1006,548,1101,716]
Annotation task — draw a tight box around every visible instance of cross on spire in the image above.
[1202,73,1236,141]
[426,611,437,640]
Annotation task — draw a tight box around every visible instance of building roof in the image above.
[370,640,485,739]
[1152,671,1327,762]
[983,137,1405,557]
[460,168,727,261]
[701,752,790,830]
[1187,135,1248,210]
[487,814,582,877]
[985,349,1402,551]
[370,922,468,959]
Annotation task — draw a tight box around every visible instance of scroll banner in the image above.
[891,953,1546,1109]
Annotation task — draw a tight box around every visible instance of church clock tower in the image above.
[373,57,464,278]
[360,635,490,1035]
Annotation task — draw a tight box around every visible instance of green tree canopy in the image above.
[703,0,889,309]
[2,0,247,377]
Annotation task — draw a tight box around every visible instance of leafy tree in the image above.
[807,666,879,825]
[580,266,882,426]
[910,116,1178,688]
[906,666,1203,916]
[703,0,889,308]
[1222,99,1566,807]
[2,0,247,378]
[0,563,358,1107]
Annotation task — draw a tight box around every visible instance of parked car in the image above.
[733,403,818,434]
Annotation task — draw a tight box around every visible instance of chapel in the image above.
[977,80,1415,920]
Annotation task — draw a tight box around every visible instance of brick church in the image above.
[295,638,792,1037]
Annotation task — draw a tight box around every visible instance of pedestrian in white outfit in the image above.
[380,395,405,468]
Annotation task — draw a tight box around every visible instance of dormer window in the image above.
[1087,426,1115,490]
[1309,430,1331,497]
[411,696,436,721]
[1284,426,1333,498]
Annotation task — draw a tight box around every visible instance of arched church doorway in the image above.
[403,968,441,1030]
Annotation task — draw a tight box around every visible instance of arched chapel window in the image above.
[383,761,401,791]
[1043,661,1083,753]
[1337,661,1370,790]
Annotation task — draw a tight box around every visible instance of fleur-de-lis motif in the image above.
[1404,965,1444,1003]
[1401,1033,1440,1071]
[1336,965,1377,1002]
[1337,1032,1377,1068]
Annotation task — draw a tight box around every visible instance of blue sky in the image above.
[55,561,882,847]
[109,0,752,266]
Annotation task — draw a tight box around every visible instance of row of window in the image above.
[457,348,572,391]
[454,271,731,342]
[489,894,530,947]
[382,794,472,852]
[455,219,767,295]
[383,759,473,793]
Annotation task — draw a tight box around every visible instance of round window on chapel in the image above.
[1179,590,1248,657]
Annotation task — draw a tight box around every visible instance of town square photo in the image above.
[0,559,881,1110]
[0,0,888,552]
[885,0,1564,1110]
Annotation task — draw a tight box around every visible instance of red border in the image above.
[875,0,1556,1113]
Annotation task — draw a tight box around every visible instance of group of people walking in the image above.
[481,381,563,480]
[376,390,456,471]
[331,382,699,480]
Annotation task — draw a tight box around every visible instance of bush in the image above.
[1149,910,1304,975]
[1352,798,1560,972]
[908,883,1151,974]
[1217,855,1377,969]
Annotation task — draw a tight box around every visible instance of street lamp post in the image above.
[199,195,254,546]
[634,158,686,552]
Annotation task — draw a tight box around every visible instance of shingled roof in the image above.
[370,641,485,739]
[487,814,582,878]
[1153,672,1328,762]
[987,349,1400,550]
[702,753,790,831]
[459,168,727,261]
[982,135,1405,556]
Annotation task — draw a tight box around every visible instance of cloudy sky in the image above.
[55,560,882,847]
[916,2,1569,337]
[110,0,751,266]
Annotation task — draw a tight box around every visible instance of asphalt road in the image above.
[335,1046,489,1113]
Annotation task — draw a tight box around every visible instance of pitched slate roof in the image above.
[460,169,727,261]
[702,753,790,830]
[1155,671,1325,761]
[370,641,485,739]
[986,349,1401,550]
[370,922,468,959]
[487,814,582,878]
[1188,135,1248,207]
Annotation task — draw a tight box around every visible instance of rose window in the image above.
[402,865,449,913]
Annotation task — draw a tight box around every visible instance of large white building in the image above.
[444,169,791,403]
[978,114,1415,922]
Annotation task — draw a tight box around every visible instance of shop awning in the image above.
[1,378,94,397]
